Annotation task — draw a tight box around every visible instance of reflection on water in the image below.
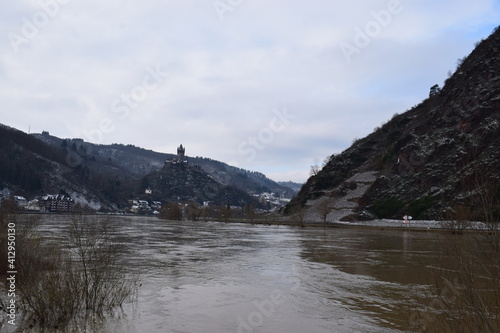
[6,215,440,332]
[301,229,437,285]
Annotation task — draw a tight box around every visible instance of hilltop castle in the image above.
[164,144,188,166]
[177,144,185,161]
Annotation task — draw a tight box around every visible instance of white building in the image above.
[14,196,27,208]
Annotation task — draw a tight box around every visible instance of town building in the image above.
[42,194,75,213]
[14,196,27,209]
[128,199,152,214]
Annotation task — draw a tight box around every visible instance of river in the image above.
[10,215,440,332]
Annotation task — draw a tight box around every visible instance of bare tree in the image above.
[441,205,472,234]
[317,199,331,228]
[219,205,232,222]
[67,215,138,314]
[3,214,139,329]
[310,164,320,177]
[186,202,201,221]
[244,203,256,222]
[290,207,306,227]
[200,205,213,222]
[159,202,183,220]
[408,229,500,332]
[408,158,500,332]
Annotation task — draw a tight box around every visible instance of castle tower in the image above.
[177,144,185,160]
[164,144,187,167]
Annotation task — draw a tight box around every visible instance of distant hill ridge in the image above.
[33,132,298,198]
[0,124,297,211]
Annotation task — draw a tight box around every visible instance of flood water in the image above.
[13,215,440,332]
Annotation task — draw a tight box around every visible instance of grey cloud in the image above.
[0,0,498,182]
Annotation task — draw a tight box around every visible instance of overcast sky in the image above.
[1,0,499,183]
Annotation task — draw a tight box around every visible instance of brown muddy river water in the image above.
[9,215,440,332]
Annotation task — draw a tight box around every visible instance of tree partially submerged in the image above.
[0,212,139,329]
[408,163,500,332]
[408,227,500,332]
[159,202,183,220]
[244,203,256,222]
[317,199,331,228]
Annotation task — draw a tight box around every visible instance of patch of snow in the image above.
[306,171,379,223]
[346,171,378,183]
[70,191,101,210]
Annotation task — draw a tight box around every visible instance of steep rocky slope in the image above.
[286,26,500,222]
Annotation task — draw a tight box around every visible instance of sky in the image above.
[1,0,499,183]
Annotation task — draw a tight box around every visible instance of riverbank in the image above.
[219,216,497,232]
[224,218,439,230]
[15,211,497,232]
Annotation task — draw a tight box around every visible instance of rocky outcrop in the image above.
[139,163,261,207]
[286,26,500,221]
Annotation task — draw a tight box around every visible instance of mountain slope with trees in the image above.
[0,125,119,209]
[33,133,296,198]
[138,162,261,208]
[0,124,292,211]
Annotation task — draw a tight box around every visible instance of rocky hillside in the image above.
[286,26,500,222]
[138,162,261,208]
[0,124,116,209]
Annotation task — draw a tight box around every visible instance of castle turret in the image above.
[177,144,185,159]
[164,144,188,167]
